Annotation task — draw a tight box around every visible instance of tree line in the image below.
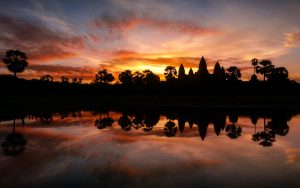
[2,49,298,97]
[2,49,290,84]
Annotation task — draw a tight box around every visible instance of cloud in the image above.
[92,14,221,37]
[284,32,300,47]
[0,14,86,62]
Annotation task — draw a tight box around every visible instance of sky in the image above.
[0,0,300,82]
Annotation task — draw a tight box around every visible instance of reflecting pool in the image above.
[0,109,300,187]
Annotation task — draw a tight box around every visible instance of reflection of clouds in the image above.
[0,114,299,187]
[286,148,300,164]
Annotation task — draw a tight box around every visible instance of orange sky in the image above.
[1,0,300,82]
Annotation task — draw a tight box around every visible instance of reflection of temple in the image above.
[98,110,291,147]
[0,109,294,149]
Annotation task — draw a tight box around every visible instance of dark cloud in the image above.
[0,14,86,62]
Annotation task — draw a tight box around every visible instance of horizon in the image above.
[0,0,300,83]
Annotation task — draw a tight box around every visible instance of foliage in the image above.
[164,66,177,81]
[2,49,28,77]
[94,69,115,84]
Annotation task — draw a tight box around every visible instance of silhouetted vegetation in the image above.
[2,50,28,77]
[1,50,300,111]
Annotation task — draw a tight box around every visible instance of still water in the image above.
[0,109,300,188]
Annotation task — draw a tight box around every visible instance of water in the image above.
[0,109,300,188]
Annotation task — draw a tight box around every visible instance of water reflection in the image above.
[0,109,299,187]
[0,108,296,157]
[1,119,27,156]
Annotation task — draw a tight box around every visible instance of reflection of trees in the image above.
[143,112,159,132]
[164,121,177,137]
[225,114,242,139]
[252,117,275,147]
[132,112,145,130]
[118,115,132,131]
[95,117,114,129]
[1,119,27,156]
[114,112,160,132]
[252,114,290,147]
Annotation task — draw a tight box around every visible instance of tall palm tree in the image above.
[2,49,28,77]
[256,59,274,82]
[251,58,258,75]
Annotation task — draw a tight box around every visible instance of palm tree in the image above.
[164,66,177,81]
[2,49,28,77]
[256,59,274,82]
[251,58,258,75]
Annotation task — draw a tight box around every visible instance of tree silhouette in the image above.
[164,66,177,81]
[268,67,289,83]
[251,58,258,75]
[94,69,115,84]
[119,70,133,85]
[143,70,160,87]
[131,71,144,86]
[226,66,241,81]
[2,49,28,77]
[78,78,83,84]
[40,75,53,82]
[256,59,274,82]
[178,64,186,81]
[61,76,69,83]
